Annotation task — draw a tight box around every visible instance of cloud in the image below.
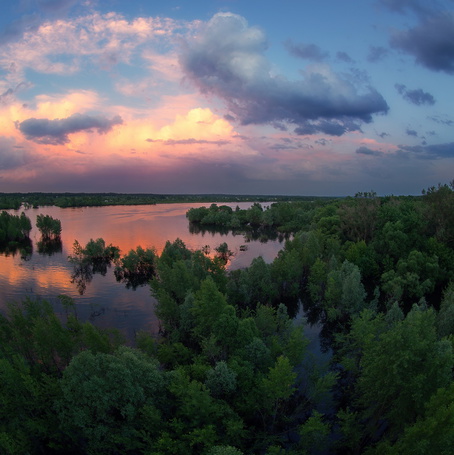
[336,51,355,63]
[19,113,123,144]
[356,146,384,156]
[377,0,436,16]
[367,46,389,62]
[0,12,181,84]
[0,137,34,170]
[428,115,454,126]
[179,12,389,136]
[0,0,78,44]
[0,82,33,105]
[399,142,454,159]
[406,128,418,137]
[395,83,436,105]
[390,12,454,74]
[294,119,362,136]
[285,40,329,61]
[146,138,230,146]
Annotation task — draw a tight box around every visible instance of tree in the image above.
[298,410,331,455]
[355,306,452,439]
[437,281,454,338]
[324,260,367,321]
[0,211,31,242]
[207,446,244,455]
[0,356,61,455]
[57,347,165,454]
[258,356,297,433]
[36,214,61,239]
[192,277,228,341]
[366,382,454,455]
[215,242,234,264]
[205,361,238,398]
[115,245,157,289]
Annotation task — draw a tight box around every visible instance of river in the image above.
[0,202,286,341]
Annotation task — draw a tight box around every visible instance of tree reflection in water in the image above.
[70,259,115,295]
[0,238,33,261]
[68,239,120,295]
[37,238,62,256]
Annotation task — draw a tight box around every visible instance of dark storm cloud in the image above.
[395,84,436,105]
[180,13,389,136]
[406,128,418,137]
[367,46,389,63]
[294,119,362,136]
[356,146,384,156]
[285,40,329,61]
[19,113,123,145]
[390,12,454,74]
[400,142,454,159]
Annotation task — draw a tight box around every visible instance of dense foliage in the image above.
[1,182,453,454]
[68,238,121,295]
[36,214,62,240]
[114,246,157,289]
[186,200,324,234]
[0,211,31,243]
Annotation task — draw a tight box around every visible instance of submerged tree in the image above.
[115,246,157,289]
[36,214,61,240]
[0,211,31,243]
[68,238,120,294]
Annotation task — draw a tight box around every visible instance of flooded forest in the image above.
[0,183,453,455]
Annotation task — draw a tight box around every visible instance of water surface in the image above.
[0,203,285,340]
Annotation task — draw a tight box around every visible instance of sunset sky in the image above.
[1,0,453,195]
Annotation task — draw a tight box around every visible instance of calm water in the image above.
[0,203,286,340]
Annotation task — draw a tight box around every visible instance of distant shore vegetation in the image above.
[0,192,331,210]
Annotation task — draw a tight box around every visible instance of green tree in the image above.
[115,245,157,289]
[366,382,454,455]
[205,361,238,398]
[298,410,331,455]
[57,347,165,454]
[0,356,61,455]
[207,445,244,455]
[437,281,454,337]
[192,277,228,341]
[351,306,452,442]
[36,214,62,239]
[324,260,367,321]
[258,355,297,432]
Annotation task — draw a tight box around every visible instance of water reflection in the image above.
[37,238,62,256]
[0,238,33,259]
[0,203,286,339]
[188,222,289,244]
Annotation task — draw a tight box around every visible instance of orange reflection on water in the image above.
[1,203,284,320]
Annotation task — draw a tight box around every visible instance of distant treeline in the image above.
[0,192,332,210]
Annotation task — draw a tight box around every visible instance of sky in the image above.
[0,0,453,196]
